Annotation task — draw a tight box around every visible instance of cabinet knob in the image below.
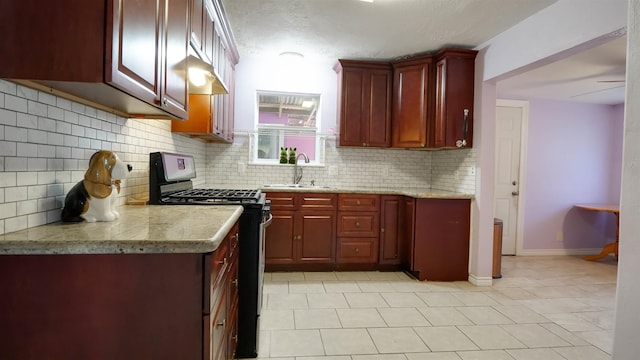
[381,228,385,233]
[355,221,360,228]
[356,200,361,205]
[355,247,360,253]
[217,257,227,265]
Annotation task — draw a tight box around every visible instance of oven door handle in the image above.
[263,213,273,228]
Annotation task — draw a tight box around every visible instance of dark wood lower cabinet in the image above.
[265,192,336,270]
[412,198,471,281]
[264,191,471,279]
[0,223,240,360]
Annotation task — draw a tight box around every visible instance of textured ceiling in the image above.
[221,0,626,104]
[221,0,557,62]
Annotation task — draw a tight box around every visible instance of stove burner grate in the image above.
[167,188,261,203]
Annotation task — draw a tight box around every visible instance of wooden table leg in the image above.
[584,212,619,261]
[584,242,618,261]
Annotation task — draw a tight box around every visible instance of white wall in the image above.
[471,0,629,282]
[613,1,640,357]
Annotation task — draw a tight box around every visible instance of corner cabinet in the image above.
[434,49,478,148]
[391,55,433,148]
[335,60,392,148]
[0,0,189,119]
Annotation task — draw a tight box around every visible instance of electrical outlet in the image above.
[470,166,476,175]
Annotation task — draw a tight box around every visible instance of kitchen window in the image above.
[253,91,323,164]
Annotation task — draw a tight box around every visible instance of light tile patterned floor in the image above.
[258,255,617,360]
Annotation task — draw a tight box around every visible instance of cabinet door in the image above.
[339,67,366,146]
[109,0,162,106]
[265,211,296,265]
[337,61,391,148]
[391,57,432,148]
[401,197,415,269]
[413,199,471,281]
[380,196,401,265]
[434,49,477,148]
[367,68,392,147]
[190,0,205,53]
[162,0,189,119]
[297,212,336,264]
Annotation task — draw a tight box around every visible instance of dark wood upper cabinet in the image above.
[391,55,433,148]
[338,48,477,150]
[0,0,189,119]
[335,60,392,148]
[434,49,478,148]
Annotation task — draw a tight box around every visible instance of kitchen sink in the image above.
[262,184,333,189]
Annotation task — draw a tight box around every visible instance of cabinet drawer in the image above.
[338,238,378,263]
[266,192,297,210]
[300,193,337,210]
[337,213,379,237]
[338,194,379,211]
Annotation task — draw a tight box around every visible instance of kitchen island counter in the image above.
[260,185,473,199]
[0,205,243,254]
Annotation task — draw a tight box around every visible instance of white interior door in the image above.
[494,100,527,255]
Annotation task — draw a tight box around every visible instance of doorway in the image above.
[494,100,528,255]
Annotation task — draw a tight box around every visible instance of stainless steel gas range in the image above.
[149,152,270,358]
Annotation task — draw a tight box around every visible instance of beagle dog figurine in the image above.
[61,150,132,223]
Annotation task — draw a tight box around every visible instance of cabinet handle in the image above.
[216,319,226,327]
[231,335,238,341]
[456,109,469,148]
[217,257,227,265]
[232,278,238,287]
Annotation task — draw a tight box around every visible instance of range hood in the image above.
[186,50,228,95]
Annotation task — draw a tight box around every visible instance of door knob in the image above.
[511,191,519,196]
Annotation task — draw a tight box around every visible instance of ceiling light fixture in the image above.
[279,51,304,59]
[359,0,374,3]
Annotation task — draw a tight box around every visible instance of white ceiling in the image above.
[221,0,626,105]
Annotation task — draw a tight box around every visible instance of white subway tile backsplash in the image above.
[5,157,27,171]
[5,215,27,233]
[38,92,57,106]
[0,202,17,219]
[39,117,56,132]
[6,186,28,202]
[6,126,28,142]
[28,212,47,228]
[0,80,208,234]
[28,129,48,144]
[5,95,28,113]
[27,158,47,171]
[0,109,17,126]
[17,172,38,186]
[17,199,37,215]
[17,142,38,157]
[0,141,17,156]
[48,105,64,120]
[17,85,38,100]
[28,185,47,199]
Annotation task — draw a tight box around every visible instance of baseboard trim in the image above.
[516,248,605,256]
[468,273,493,286]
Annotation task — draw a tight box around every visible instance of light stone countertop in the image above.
[0,205,243,255]
[260,185,474,199]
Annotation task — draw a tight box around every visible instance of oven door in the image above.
[257,203,272,315]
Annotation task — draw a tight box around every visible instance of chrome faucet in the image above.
[293,152,310,184]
